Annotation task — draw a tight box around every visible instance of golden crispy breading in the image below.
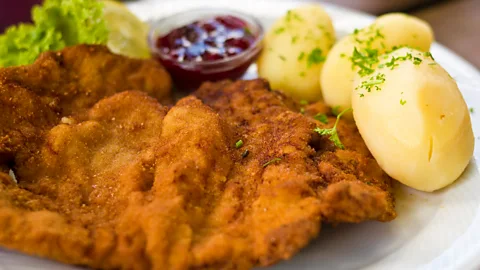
[0,91,167,267]
[305,101,396,222]
[0,79,395,270]
[0,44,172,176]
[0,44,171,115]
[194,79,396,225]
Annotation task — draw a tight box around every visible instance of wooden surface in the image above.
[326,0,480,68]
[411,0,480,68]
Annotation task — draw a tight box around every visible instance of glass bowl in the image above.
[148,8,264,90]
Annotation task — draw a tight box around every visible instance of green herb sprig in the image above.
[314,108,352,149]
[263,157,282,168]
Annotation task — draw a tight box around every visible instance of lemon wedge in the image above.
[103,0,150,58]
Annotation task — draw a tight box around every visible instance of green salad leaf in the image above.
[0,0,108,67]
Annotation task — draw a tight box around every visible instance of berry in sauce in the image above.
[156,15,256,63]
[152,14,262,90]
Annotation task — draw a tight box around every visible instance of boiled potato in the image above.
[321,13,434,114]
[352,47,474,192]
[257,4,335,101]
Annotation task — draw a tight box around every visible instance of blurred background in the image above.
[1,0,478,68]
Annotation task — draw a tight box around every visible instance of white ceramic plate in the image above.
[1,1,479,269]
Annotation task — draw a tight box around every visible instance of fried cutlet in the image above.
[0,79,395,269]
[194,79,396,224]
[0,44,172,176]
[0,91,168,267]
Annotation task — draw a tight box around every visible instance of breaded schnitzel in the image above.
[0,44,171,178]
[0,79,395,269]
[194,80,396,225]
[0,91,168,268]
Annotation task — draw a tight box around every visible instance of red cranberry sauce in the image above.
[156,15,256,63]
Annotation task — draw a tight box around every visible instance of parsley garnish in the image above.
[400,99,407,105]
[385,56,399,70]
[313,108,352,149]
[278,55,286,61]
[297,52,305,61]
[357,73,385,92]
[470,107,475,113]
[285,10,303,23]
[235,140,244,148]
[274,27,285,34]
[332,106,341,116]
[413,57,422,65]
[314,113,328,124]
[299,71,306,77]
[306,48,325,67]
[300,107,305,114]
[291,36,299,44]
[424,51,435,60]
[263,157,282,167]
[300,100,308,105]
[350,47,377,76]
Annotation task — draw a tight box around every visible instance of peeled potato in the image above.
[352,47,474,191]
[321,13,434,113]
[257,4,335,101]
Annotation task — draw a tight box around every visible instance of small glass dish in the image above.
[148,8,264,90]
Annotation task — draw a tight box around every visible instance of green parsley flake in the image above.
[313,108,352,149]
[470,107,475,113]
[274,27,285,34]
[235,140,244,148]
[299,100,308,105]
[299,71,306,77]
[424,51,435,60]
[385,56,399,70]
[358,73,385,92]
[263,157,282,167]
[306,48,325,67]
[291,36,299,44]
[285,10,303,23]
[413,57,422,65]
[350,47,377,76]
[332,106,341,116]
[314,113,328,124]
[400,99,407,105]
[278,55,286,61]
[298,52,305,61]
[292,12,303,22]
[300,107,305,114]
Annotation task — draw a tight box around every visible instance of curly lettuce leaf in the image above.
[0,0,108,67]
[0,24,64,67]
